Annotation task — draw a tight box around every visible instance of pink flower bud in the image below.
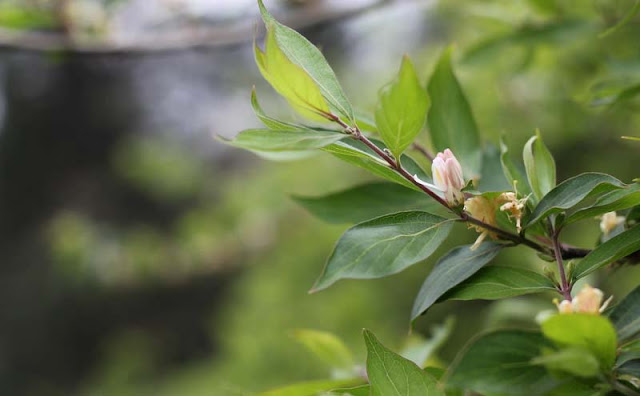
[554,285,612,315]
[432,149,465,206]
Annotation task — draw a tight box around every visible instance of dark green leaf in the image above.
[541,314,617,369]
[427,47,482,179]
[500,137,532,196]
[532,347,600,378]
[617,359,640,377]
[527,173,626,227]
[223,129,345,152]
[363,329,444,396]
[258,378,364,396]
[293,182,440,224]
[411,243,504,321]
[523,131,556,202]
[609,285,640,341]
[312,212,453,292]
[375,56,430,158]
[441,266,556,301]
[565,184,640,225]
[572,226,640,280]
[476,143,512,193]
[258,0,354,121]
[448,330,556,396]
[323,139,430,192]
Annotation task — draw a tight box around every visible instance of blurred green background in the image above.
[0,0,639,395]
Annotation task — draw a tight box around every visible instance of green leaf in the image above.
[572,226,640,280]
[523,131,556,202]
[322,139,431,192]
[255,28,330,121]
[293,182,441,224]
[599,0,640,38]
[363,329,444,396]
[222,129,345,152]
[541,314,618,369]
[526,173,626,228]
[447,330,556,395]
[251,88,300,131]
[476,143,513,193]
[258,0,354,122]
[311,212,453,292]
[609,285,640,342]
[291,329,353,370]
[258,378,364,396]
[617,359,640,377]
[564,184,640,226]
[441,266,556,301]
[411,243,504,321]
[532,347,601,378]
[427,47,482,179]
[375,56,430,159]
[500,137,532,196]
[331,385,371,396]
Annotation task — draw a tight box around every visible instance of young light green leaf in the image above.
[311,212,453,292]
[532,347,600,378]
[500,137,532,196]
[291,329,353,370]
[293,182,441,224]
[222,129,345,152]
[322,139,431,192]
[258,0,354,121]
[564,184,640,226]
[258,378,364,396]
[572,225,640,280]
[541,314,617,369]
[411,243,504,321]
[331,384,371,396]
[609,285,640,342]
[447,330,556,396]
[251,88,300,131]
[363,329,444,396]
[526,173,626,228]
[255,28,330,121]
[375,56,430,159]
[523,131,556,202]
[401,318,455,368]
[427,47,482,179]
[441,266,556,301]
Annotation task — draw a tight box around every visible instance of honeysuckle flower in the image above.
[554,285,612,315]
[431,149,465,206]
[600,211,625,235]
[498,191,528,232]
[464,196,498,250]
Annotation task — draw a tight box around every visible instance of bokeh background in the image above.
[0,0,639,395]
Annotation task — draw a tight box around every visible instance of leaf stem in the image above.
[411,142,435,161]
[552,228,572,301]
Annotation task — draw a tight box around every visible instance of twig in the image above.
[552,229,572,300]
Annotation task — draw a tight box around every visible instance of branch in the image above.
[552,229,572,300]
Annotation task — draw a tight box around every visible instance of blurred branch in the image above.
[0,0,400,53]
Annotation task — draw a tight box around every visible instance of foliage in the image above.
[221,1,640,394]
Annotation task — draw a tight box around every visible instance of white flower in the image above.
[600,211,625,235]
[464,196,498,250]
[555,285,612,315]
[498,191,528,232]
[431,149,465,206]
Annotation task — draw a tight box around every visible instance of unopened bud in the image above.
[432,149,465,206]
